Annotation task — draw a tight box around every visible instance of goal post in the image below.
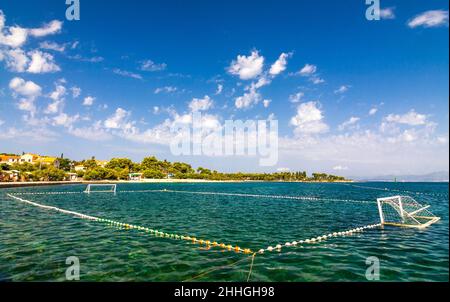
[84,184,117,194]
[377,196,440,228]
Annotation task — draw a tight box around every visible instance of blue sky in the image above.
[0,0,448,176]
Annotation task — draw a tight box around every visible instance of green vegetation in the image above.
[1,154,348,182]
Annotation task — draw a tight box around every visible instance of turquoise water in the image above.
[0,182,448,282]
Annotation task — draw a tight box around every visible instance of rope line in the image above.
[339,183,448,198]
[258,223,382,254]
[10,189,375,204]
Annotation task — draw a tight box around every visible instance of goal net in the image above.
[377,196,440,228]
[84,184,117,194]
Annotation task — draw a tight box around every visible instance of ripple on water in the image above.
[0,182,448,281]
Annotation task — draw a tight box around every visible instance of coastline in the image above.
[0,179,354,189]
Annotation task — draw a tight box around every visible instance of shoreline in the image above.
[0,179,354,189]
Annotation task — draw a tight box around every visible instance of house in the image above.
[0,155,20,165]
[20,153,39,164]
[128,172,143,181]
[74,165,86,172]
[37,156,57,166]
[67,173,78,181]
[0,170,20,182]
[95,160,109,167]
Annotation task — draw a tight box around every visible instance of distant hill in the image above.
[354,171,449,182]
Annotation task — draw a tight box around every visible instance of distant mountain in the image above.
[354,171,449,182]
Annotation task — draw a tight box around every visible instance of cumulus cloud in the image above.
[27,50,60,73]
[39,41,66,52]
[71,86,81,98]
[215,84,223,95]
[140,59,167,71]
[408,10,449,28]
[9,77,42,114]
[269,52,291,76]
[28,20,62,37]
[189,95,213,112]
[228,50,264,80]
[154,86,177,94]
[338,116,360,131]
[263,99,271,108]
[0,11,62,48]
[334,85,350,94]
[235,88,262,109]
[45,83,66,114]
[369,108,378,116]
[53,113,79,127]
[0,48,29,72]
[297,64,317,76]
[384,110,428,126]
[380,7,396,20]
[104,108,131,129]
[113,68,142,80]
[289,92,304,103]
[290,101,329,135]
[83,96,95,106]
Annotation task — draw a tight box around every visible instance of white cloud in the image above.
[334,85,350,94]
[235,88,262,109]
[215,84,223,95]
[0,11,62,48]
[289,92,304,103]
[333,165,349,171]
[9,77,41,98]
[189,95,213,112]
[269,52,291,76]
[113,68,142,80]
[68,121,112,141]
[228,50,264,80]
[9,77,42,114]
[310,77,325,84]
[408,10,449,28]
[104,108,131,129]
[0,10,28,47]
[298,64,317,76]
[0,48,29,72]
[83,96,95,106]
[369,108,378,116]
[44,84,66,114]
[380,7,396,20]
[384,110,428,126]
[39,41,65,52]
[27,50,60,73]
[290,101,329,135]
[53,113,79,127]
[28,20,62,37]
[338,116,360,131]
[263,99,271,108]
[68,54,104,63]
[140,59,167,71]
[71,86,81,98]
[154,86,177,94]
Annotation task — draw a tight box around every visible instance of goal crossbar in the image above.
[84,184,117,194]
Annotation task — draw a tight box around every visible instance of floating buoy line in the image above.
[337,183,448,198]
[6,189,383,281]
[11,189,376,204]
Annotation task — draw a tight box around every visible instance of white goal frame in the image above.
[377,195,440,229]
[84,184,117,194]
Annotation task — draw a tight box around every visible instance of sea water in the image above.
[0,182,448,281]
